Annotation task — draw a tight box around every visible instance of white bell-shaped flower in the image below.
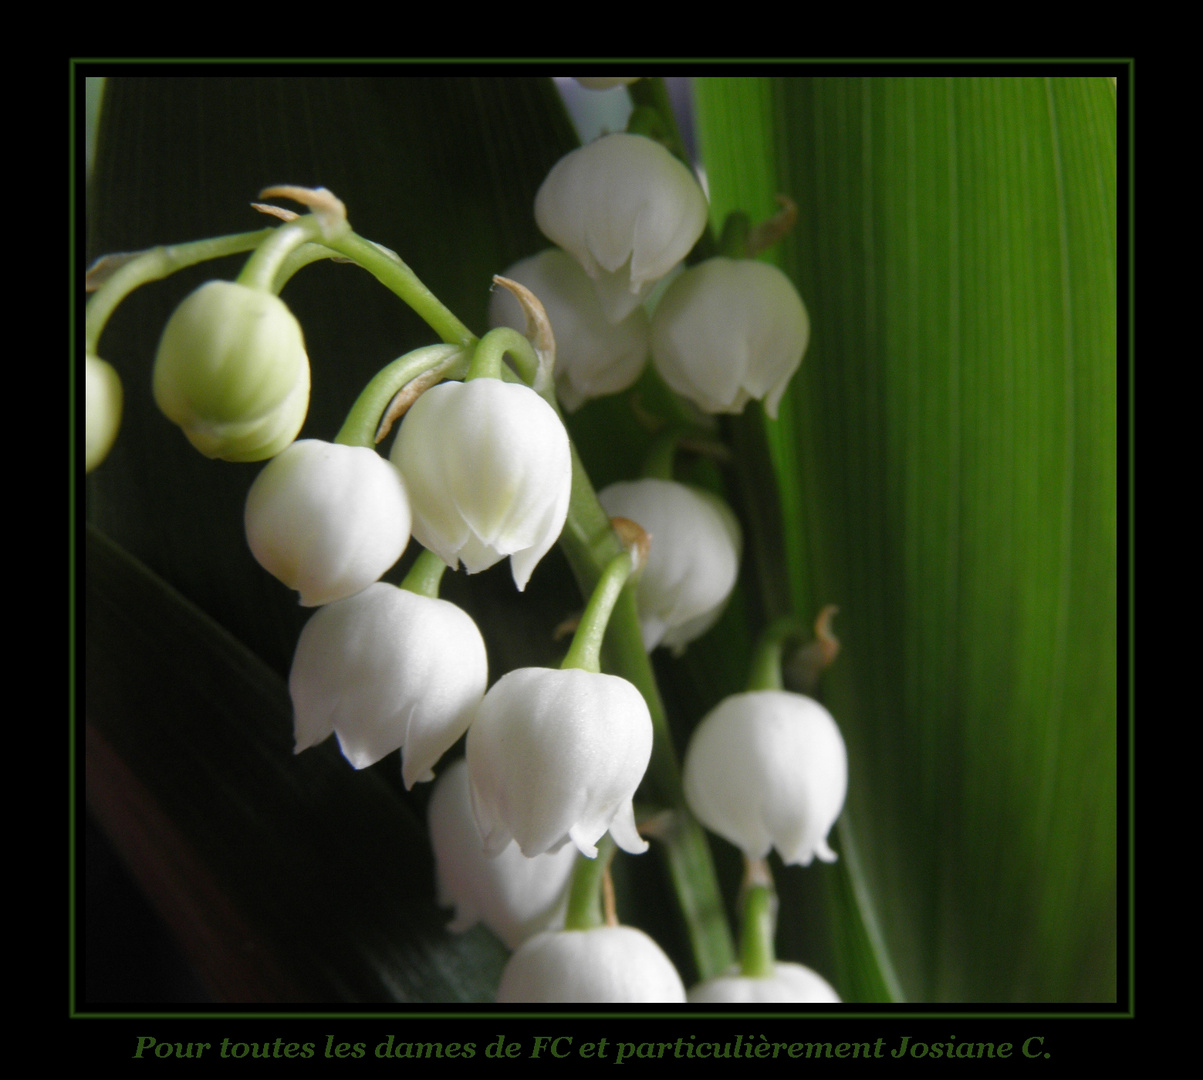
[535,132,708,323]
[598,478,741,653]
[466,667,652,859]
[651,257,810,419]
[244,439,411,607]
[490,249,649,412]
[289,582,487,787]
[428,759,577,949]
[688,962,841,1003]
[682,690,847,866]
[389,378,571,591]
[153,280,310,461]
[85,353,123,473]
[497,926,687,1003]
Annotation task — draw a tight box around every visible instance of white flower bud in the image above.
[85,353,123,473]
[244,440,411,607]
[651,257,810,419]
[153,281,310,462]
[598,479,741,653]
[289,582,487,787]
[682,690,847,866]
[535,133,708,323]
[688,962,841,1003]
[490,249,649,412]
[390,378,571,592]
[497,926,687,1003]
[428,759,576,949]
[466,667,652,859]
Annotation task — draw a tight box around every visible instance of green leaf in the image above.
[694,75,1117,1002]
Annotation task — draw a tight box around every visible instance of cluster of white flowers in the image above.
[492,131,810,424]
[126,127,840,1005]
[466,131,838,1002]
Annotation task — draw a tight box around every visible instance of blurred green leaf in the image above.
[694,75,1117,1002]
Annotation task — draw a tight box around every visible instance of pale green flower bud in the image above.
[535,133,708,323]
[497,926,687,1003]
[682,690,847,866]
[598,479,741,654]
[153,281,310,462]
[490,249,649,412]
[244,439,411,607]
[688,962,841,1003]
[466,667,652,859]
[429,759,576,949]
[85,353,123,473]
[651,257,810,419]
[390,378,571,591]
[290,582,488,786]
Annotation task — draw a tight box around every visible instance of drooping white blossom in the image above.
[289,582,487,787]
[390,378,571,591]
[688,962,841,1003]
[598,478,741,653]
[244,439,411,607]
[651,257,810,419]
[466,667,652,859]
[534,133,708,323]
[428,759,576,949]
[490,249,649,412]
[153,280,310,461]
[682,690,847,866]
[497,926,687,1003]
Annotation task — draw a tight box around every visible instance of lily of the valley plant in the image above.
[84,75,1118,1006]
